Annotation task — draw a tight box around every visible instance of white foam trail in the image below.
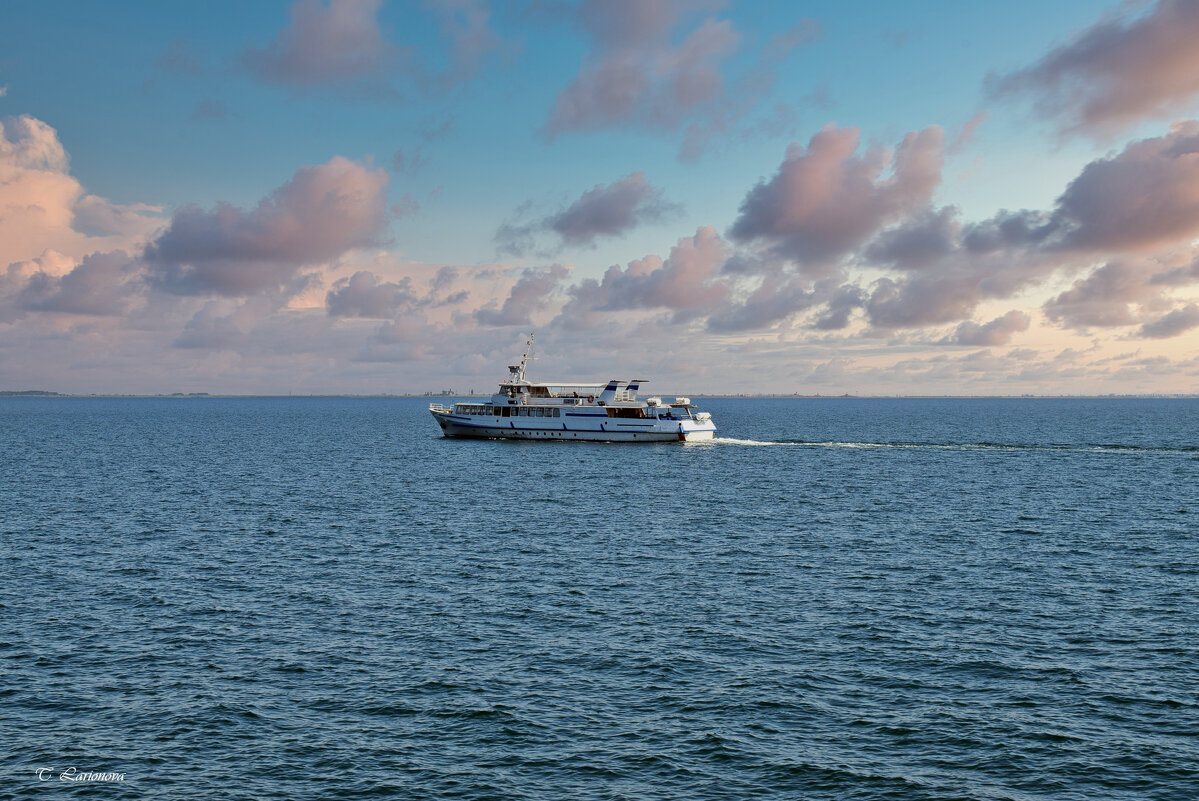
[709,439,1189,455]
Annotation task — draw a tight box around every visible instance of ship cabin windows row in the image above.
[454,404,561,418]
[512,406,560,417]
[604,406,687,419]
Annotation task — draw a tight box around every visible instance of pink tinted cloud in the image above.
[866,274,985,329]
[0,114,68,171]
[1043,260,1163,329]
[496,172,679,255]
[15,250,139,317]
[864,205,959,270]
[0,120,81,263]
[548,18,739,135]
[144,156,388,296]
[1139,303,1199,338]
[853,122,1199,333]
[949,310,1031,346]
[241,0,504,94]
[1052,121,1199,252]
[241,0,401,88]
[810,283,867,331]
[705,274,818,333]
[729,125,944,270]
[326,270,418,318]
[548,2,818,157]
[548,172,678,246]
[475,264,569,326]
[988,0,1199,135]
[0,114,163,266]
[556,226,730,327]
[173,301,248,350]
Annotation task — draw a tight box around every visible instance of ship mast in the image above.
[507,332,535,384]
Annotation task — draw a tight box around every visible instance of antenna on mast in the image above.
[508,332,535,383]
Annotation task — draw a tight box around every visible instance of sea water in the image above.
[2,397,1196,799]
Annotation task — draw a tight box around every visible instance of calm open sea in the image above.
[2,396,1196,800]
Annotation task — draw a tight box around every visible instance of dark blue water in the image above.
[2,397,1196,800]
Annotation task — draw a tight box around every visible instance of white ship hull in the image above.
[429,334,717,443]
[430,408,716,442]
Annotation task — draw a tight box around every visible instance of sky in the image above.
[2,0,1199,396]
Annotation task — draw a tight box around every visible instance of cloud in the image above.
[987,0,1199,135]
[433,0,506,86]
[0,114,68,171]
[1139,303,1199,338]
[854,204,1061,330]
[1043,260,1161,329]
[1051,121,1199,252]
[1037,248,1199,335]
[812,283,866,330]
[948,310,1031,346]
[555,226,730,328]
[865,205,959,270]
[546,1,817,157]
[852,121,1199,331]
[0,114,165,266]
[705,275,817,333]
[866,274,986,329]
[143,156,388,296]
[0,115,78,265]
[72,194,163,238]
[1150,254,1199,286]
[240,0,505,95]
[729,125,944,271]
[173,301,246,350]
[240,0,401,88]
[474,264,569,326]
[548,12,738,135]
[549,172,677,246]
[496,172,678,255]
[678,19,822,160]
[15,250,139,316]
[326,270,417,318]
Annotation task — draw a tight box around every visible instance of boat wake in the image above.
[708,438,1197,455]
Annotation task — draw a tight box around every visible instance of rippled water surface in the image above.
[2,397,1197,799]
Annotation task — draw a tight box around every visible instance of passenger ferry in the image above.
[429,336,717,442]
